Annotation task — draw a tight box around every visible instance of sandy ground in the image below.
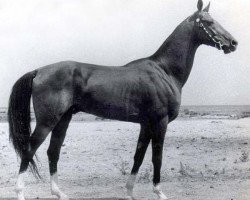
[1,118,250,200]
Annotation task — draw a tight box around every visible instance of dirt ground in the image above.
[1,118,250,200]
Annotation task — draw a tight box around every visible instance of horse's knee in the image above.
[152,143,163,167]
[152,157,162,169]
[152,143,163,155]
[152,143,162,152]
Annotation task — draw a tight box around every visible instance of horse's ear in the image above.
[197,0,203,11]
[203,2,210,12]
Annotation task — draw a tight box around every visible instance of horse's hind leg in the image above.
[47,111,72,200]
[16,125,53,200]
[126,123,151,199]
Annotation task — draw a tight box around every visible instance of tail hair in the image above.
[8,70,41,178]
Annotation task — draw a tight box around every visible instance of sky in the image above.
[0,0,249,106]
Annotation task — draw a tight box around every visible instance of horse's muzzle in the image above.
[222,39,238,54]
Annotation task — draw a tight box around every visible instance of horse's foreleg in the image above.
[16,125,52,200]
[47,112,72,200]
[126,124,151,199]
[151,117,168,200]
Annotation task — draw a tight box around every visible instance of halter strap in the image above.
[200,23,223,49]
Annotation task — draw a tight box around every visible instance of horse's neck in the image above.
[151,20,199,87]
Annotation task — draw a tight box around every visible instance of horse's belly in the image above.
[85,103,140,122]
[77,91,141,122]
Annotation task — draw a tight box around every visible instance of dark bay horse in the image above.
[8,1,237,199]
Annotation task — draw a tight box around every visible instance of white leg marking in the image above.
[153,184,168,200]
[15,173,25,200]
[50,173,69,200]
[125,174,136,199]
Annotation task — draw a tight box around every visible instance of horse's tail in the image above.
[8,70,40,178]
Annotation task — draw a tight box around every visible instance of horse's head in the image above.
[189,0,238,54]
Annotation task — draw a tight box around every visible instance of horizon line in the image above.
[1,104,250,109]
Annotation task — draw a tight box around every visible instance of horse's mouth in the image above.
[215,42,237,54]
[222,45,237,54]
[213,35,237,54]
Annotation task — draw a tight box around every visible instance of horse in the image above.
[8,1,237,199]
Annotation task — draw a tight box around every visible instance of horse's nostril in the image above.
[231,40,238,46]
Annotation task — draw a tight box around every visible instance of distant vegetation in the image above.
[179,105,250,120]
[0,105,250,122]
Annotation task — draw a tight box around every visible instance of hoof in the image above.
[17,195,25,200]
[160,197,175,200]
[59,195,69,200]
[52,192,69,200]
[16,190,25,200]
[153,184,168,200]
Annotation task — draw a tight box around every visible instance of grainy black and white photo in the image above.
[0,0,249,200]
